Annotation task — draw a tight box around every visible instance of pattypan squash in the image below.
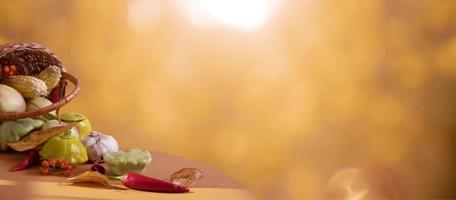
[104,149,152,176]
[0,118,43,145]
[39,129,88,165]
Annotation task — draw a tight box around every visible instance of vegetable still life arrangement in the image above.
[0,43,203,194]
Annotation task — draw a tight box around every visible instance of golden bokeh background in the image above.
[1,0,455,199]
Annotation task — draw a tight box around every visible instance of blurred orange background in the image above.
[1,0,455,199]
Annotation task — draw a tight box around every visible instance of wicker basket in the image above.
[0,43,80,121]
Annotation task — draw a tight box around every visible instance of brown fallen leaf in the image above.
[170,168,204,187]
[8,124,73,152]
[63,171,111,188]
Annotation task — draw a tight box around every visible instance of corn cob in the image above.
[37,65,61,92]
[3,75,49,98]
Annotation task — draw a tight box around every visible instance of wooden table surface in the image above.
[0,150,254,200]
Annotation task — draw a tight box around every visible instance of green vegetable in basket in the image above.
[0,84,26,113]
[25,97,57,120]
[0,118,44,150]
[104,149,152,176]
[39,129,88,165]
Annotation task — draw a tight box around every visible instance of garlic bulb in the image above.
[82,131,119,162]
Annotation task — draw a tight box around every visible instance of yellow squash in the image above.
[39,129,88,165]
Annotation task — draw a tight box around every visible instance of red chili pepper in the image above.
[51,82,67,103]
[122,172,189,193]
[10,147,42,172]
[50,87,61,103]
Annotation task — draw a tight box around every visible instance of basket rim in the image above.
[0,43,63,66]
[0,72,80,121]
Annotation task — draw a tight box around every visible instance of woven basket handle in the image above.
[0,72,80,121]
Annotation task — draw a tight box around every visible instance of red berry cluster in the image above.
[40,158,73,177]
[1,65,17,77]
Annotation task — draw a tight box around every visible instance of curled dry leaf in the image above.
[8,124,73,152]
[63,171,111,188]
[170,168,204,187]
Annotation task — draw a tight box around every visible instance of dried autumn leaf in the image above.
[170,168,204,187]
[8,124,73,152]
[63,171,111,187]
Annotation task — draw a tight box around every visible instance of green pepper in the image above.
[39,129,88,165]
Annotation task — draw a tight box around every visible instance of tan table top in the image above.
[0,150,254,200]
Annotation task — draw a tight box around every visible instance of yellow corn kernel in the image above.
[37,65,61,92]
[4,75,49,98]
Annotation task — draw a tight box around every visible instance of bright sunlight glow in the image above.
[185,0,276,31]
